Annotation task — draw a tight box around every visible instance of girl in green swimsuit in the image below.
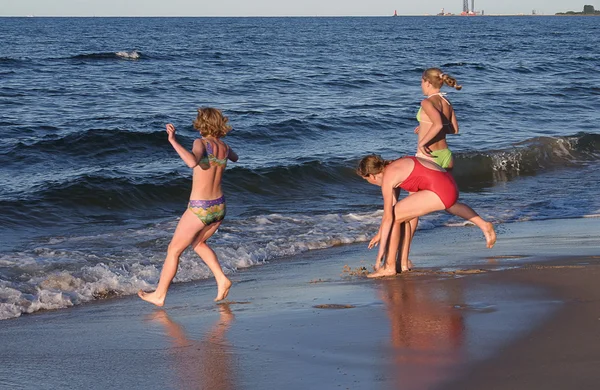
[139,107,239,306]
[414,67,461,171]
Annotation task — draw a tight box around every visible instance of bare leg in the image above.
[400,192,419,271]
[138,209,205,307]
[369,191,445,278]
[398,221,413,272]
[389,221,413,273]
[407,217,418,270]
[446,202,496,248]
[191,221,232,302]
[383,219,401,273]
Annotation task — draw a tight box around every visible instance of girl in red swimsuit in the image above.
[357,154,496,278]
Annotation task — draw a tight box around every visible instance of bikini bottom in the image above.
[188,196,226,226]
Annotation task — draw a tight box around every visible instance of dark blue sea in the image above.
[1,16,599,320]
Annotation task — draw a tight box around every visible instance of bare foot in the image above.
[367,268,397,278]
[215,278,232,302]
[138,290,165,307]
[401,259,414,272]
[483,222,497,249]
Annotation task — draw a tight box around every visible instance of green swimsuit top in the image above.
[416,107,425,123]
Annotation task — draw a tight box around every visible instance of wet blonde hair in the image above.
[193,107,232,138]
[423,68,462,90]
[356,154,392,177]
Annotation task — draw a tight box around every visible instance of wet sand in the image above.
[0,217,599,390]
[443,260,600,390]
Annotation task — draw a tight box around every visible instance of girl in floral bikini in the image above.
[139,107,238,306]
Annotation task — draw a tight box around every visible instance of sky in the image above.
[0,0,596,17]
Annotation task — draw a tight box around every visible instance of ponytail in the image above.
[423,68,462,90]
[440,73,462,90]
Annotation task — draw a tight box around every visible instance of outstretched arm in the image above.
[166,123,202,168]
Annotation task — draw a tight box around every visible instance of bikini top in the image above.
[416,92,451,125]
[199,139,228,168]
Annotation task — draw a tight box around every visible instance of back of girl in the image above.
[191,108,238,200]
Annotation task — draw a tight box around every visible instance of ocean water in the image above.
[0,16,599,320]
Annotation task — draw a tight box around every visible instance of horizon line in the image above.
[0,13,565,18]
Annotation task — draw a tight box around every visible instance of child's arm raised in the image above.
[166,123,203,168]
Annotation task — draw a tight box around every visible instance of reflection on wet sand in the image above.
[148,304,235,390]
[378,278,466,389]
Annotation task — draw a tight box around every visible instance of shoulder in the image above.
[390,156,414,178]
[386,157,412,174]
[421,98,435,108]
[391,156,412,164]
[392,156,415,172]
[192,138,206,152]
[193,138,207,147]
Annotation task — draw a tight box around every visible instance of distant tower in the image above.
[471,0,475,13]
[463,0,469,13]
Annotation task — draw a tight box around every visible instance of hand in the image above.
[166,123,176,142]
[414,126,420,134]
[418,144,433,157]
[368,233,380,249]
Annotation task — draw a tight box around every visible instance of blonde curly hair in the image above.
[193,107,232,138]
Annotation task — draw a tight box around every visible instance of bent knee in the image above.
[392,219,404,227]
[167,244,186,257]
[193,242,209,251]
[393,208,418,223]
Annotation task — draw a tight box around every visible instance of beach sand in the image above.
[0,217,599,390]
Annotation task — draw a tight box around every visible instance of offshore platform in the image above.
[461,0,484,15]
